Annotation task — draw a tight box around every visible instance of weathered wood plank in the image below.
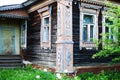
[25,2,57,67]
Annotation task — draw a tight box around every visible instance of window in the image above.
[105,18,114,40]
[21,20,27,49]
[21,24,25,45]
[38,6,51,49]
[42,17,49,42]
[41,13,51,48]
[82,14,95,42]
[103,16,117,42]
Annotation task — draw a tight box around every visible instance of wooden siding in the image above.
[26,3,57,67]
[72,3,113,66]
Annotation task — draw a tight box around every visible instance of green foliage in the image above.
[0,66,57,80]
[0,66,120,80]
[93,1,120,62]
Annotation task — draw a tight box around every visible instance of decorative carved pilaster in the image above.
[56,0,74,73]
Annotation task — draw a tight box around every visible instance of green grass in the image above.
[0,66,57,80]
[0,66,120,80]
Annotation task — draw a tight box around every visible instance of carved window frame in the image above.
[80,12,98,50]
[40,11,51,49]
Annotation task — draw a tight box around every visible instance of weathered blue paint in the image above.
[0,26,16,55]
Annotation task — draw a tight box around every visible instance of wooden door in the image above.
[0,28,16,55]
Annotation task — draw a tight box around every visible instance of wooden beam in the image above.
[28,0,56,13]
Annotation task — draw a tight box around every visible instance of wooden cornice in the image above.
[28,0,56,13]
[77,0,105,6]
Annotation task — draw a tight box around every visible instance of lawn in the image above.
[0,66,120,80]
[0,66,57,80]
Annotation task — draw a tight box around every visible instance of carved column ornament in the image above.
[57,5,61,36]
[56,0,74,73]
[66,6,70,36]
[66,49,71,66]
[57,49,61,66]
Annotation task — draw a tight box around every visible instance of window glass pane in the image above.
[44,17,49,25]
[105,18,113,39]
[105,27,109,33]
[43,17,49,42]
[109,29,113,39]
[21,24,25,45]
[83,15,93,24]
[46,27,49,41]
[83,25,88,42]
[105,18,113,25]
[43,27,49,42]
[90,25,94,41]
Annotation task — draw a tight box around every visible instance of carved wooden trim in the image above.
[81,3,102,10]
[28,0,56,13]
[37,6,49,13]
[56,0,74,73]
[79,8,99,50]
[40,10,51,49]
[57,4,61,36]
[66,6,71,37]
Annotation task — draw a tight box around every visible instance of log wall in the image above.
[25,2,57,67]
[72,3,113,66]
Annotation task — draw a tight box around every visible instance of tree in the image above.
[92,1,120,62]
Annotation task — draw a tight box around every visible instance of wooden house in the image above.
[0,4,28,68]
[0,0,120,72]
[22,0,120,73]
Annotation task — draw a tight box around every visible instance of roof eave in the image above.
[0,14,28,19]
[0,4,24,11]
